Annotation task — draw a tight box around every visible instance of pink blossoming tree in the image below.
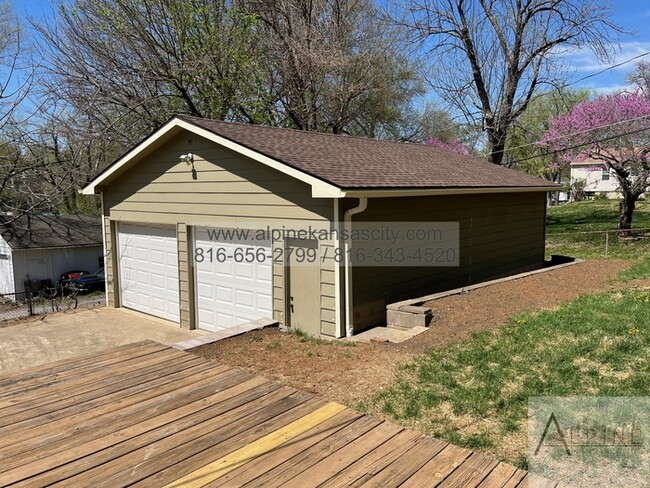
[425,138,470,156]
[542,92,650,232]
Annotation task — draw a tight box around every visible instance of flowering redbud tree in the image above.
[542,92,650,232]
[425,138,470,156]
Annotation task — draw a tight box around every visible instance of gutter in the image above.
[343,197,367,338]
[339,186,560,198]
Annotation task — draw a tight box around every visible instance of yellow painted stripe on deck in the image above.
[164,402,347,488]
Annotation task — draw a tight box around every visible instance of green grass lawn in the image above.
[359,201,650,470]
[546,199,650,259]
[359,258,650,468]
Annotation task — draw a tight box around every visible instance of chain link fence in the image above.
[546,227,650,259]
[0,288,105,323]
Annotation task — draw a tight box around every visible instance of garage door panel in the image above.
[194,227,272,332]
[118,223,180,323]
[258,293,273,310]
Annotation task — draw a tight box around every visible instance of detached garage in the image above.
[83,115,557,338]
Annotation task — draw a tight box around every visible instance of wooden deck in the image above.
[0,340,556,487]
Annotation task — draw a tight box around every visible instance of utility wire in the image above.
[508,123,650,166]
[494,113,650,157]
[429,50,650,137]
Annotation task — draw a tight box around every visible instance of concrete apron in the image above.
[0,307,204,375]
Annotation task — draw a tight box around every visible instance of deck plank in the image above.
[0,341,165,396]
[106,394,325,487]
[160,401,348,488]
[318,430,424,488]
[26,379,288,487]
[477,462,528,488]
[357,436,449,487]
[279,420,407,488]
[400,443,473,487]
[0,348,193,413]
[234,415,386,487]
[0,360,238,442]
[517,473,559,487]
[207,409,365,487]
[0,342,553,488]
[0,358,220,448]
[0,366,249,480]
[437,452,500,488]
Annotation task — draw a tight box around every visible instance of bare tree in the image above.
[34,0,424,148]
[393,0,622,165]
[0,1,46,217]
[0,2,32,130]
[33,0,268,148]
[249,0,424,136]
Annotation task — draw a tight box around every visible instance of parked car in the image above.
[58,270,90,287]
[71,267,105,293]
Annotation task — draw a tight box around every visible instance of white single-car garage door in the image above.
[194,227,272,332]
[118,223,180,322]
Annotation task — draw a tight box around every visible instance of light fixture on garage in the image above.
[180,153,198,180]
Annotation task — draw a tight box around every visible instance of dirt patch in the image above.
[190,259,630,406]
[191,330,405,405]
[404,259,631,354]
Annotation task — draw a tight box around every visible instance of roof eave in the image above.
[339,186,561,198]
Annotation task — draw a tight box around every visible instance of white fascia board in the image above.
[82,118,344,198]
[81,119,181,195]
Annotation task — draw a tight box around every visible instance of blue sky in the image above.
[11,0,650,95]
[560,0,650,93]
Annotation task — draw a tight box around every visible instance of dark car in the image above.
[58,270,89,287]
[71,267,105,293]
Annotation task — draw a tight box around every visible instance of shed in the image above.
[82,116,557,337]
[0,214,103,297]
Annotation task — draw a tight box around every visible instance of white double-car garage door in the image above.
[117,223,272,331]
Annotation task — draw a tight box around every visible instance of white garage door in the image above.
[194,227,272,332]
[118,223,180,322]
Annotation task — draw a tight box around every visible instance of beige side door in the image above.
[286,239,321,335]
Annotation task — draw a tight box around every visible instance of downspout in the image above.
[343,197,367,338]
[333,199,343,338]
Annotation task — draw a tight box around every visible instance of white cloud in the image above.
[587,83,635,94]
[561,42,650,74]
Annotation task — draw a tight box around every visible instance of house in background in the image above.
[570,161,620,198]
[0,214,103,298]
[83,115,558,338]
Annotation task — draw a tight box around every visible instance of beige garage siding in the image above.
[345,192,546,331]
[101,131,335,335]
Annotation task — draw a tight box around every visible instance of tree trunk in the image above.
[487,129,506,165]
[618,194,636,234]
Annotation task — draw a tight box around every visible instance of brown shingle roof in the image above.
[178,115,556,189]
[0,214,102,250]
